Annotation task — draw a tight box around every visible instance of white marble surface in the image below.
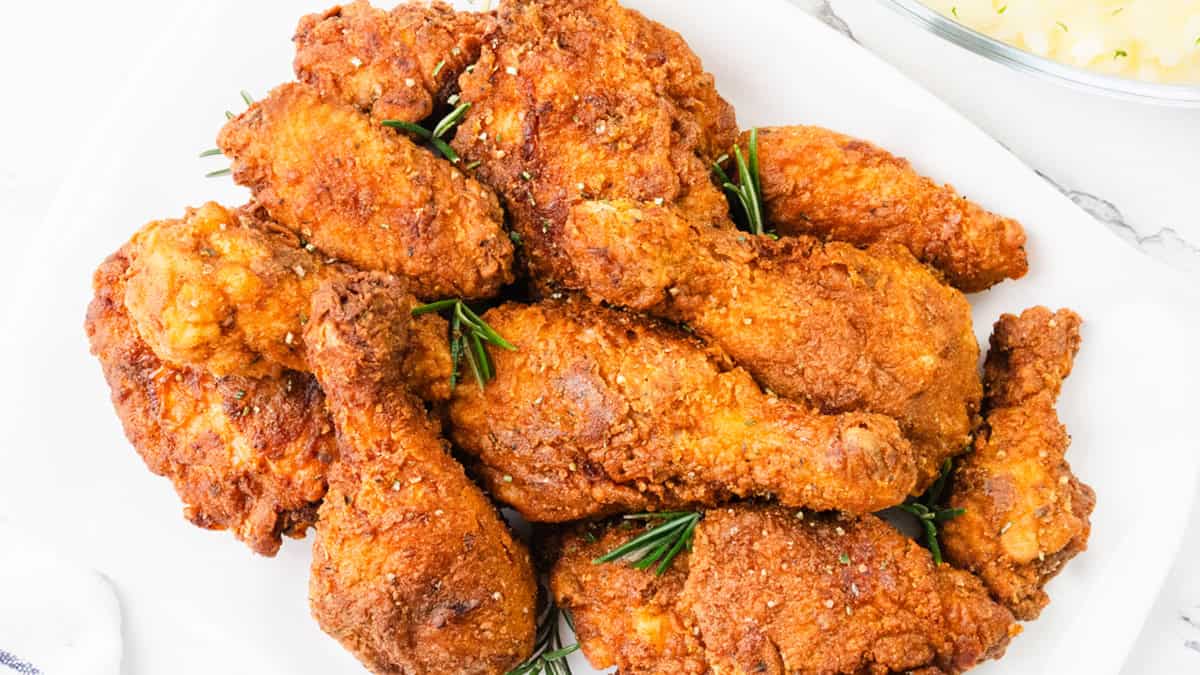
[0,1,1196,673]
[793,4,1200,672]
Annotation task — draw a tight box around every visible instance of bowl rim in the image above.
[878,0,1200,107]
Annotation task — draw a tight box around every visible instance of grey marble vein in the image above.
[1182,609,1200,656]
[791,0,858,41]
[1036,170,1200,275]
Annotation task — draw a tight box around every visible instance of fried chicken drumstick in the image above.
[294,0,492,123]
[557,200,982,490]
[447,299,918,521]
[451,0,738,287]
[551,505,1018,674]
[218,82,513,300]
[942,307,1095,620]
[305,273,536,674]
[86,248,333,556]
[745,126,1028,292]
[122,202,452,393]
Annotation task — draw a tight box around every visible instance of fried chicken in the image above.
[551,506,1018,674]
[556,199,982,490]
[451,0,738,286]
[305,273,536,674]
[294,0,493,123]
[746,126,1028,292]
[218,82,513,300]
[123,202,339,378]
[942,307,1094,620]
[122,202,452,395]
[446,299,917,521]
[85,248,333,556]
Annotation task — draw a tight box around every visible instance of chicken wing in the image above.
[450,0,738,286]
[122,201,452,394]
[294,0,493,122]
[218,82,513,300]
[305,272,536,674]
[85,247,333,556]
[746,126,1028,292]
[556,199,982,490]
[942,307,1094,620]
[447,299,917,520]
[551,506,1018,674]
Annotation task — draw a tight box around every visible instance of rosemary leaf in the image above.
[432,102,472,138]
[382,119,433,139]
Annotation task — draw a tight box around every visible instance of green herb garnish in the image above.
[712,127,765,236]
[1114,49,1128,59]
[412,298,515,390]
[382,102,472,163]
[593,512,701,575]
[506,598,578,675]
[203,90,255,174]
[897,458,964,565]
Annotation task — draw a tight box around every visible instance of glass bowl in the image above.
[879,0,1200,107]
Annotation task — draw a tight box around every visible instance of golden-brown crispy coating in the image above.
[552,506,1018,675]
[943,307,1094,621]
[447,299,917,520]
[747,126,1028,292]
[451,0,738,285]
[557,199,982,490]
[123,202,338,378]
[122,202,453,396]
[85,248,334,556]
[305,272,536,674]
[218,83,513,300]
[294,0,493,122]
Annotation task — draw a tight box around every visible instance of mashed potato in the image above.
[923,0,1200,84]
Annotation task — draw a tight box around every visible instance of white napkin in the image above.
[0,524,121,675]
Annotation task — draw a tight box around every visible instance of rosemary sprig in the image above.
[712,127,765,235]
[412,298,515,390]
[898,458,964,565]
[506,599,578,675]
[382,102,472,164]
[593,512,701,576]
[203,90,254,172]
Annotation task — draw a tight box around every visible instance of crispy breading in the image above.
[446,299,917,520]
[218,83,513,300]
[121,202,453,396]
[556,199,982,490]
[85,248,333,556]
[294,0,493,122]
[747,126,1028,292]
[123,202,339,378]
[451,0,738,286]
[943,307,1095,620]
[305,273,536,674]
[551,506,1018,675]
